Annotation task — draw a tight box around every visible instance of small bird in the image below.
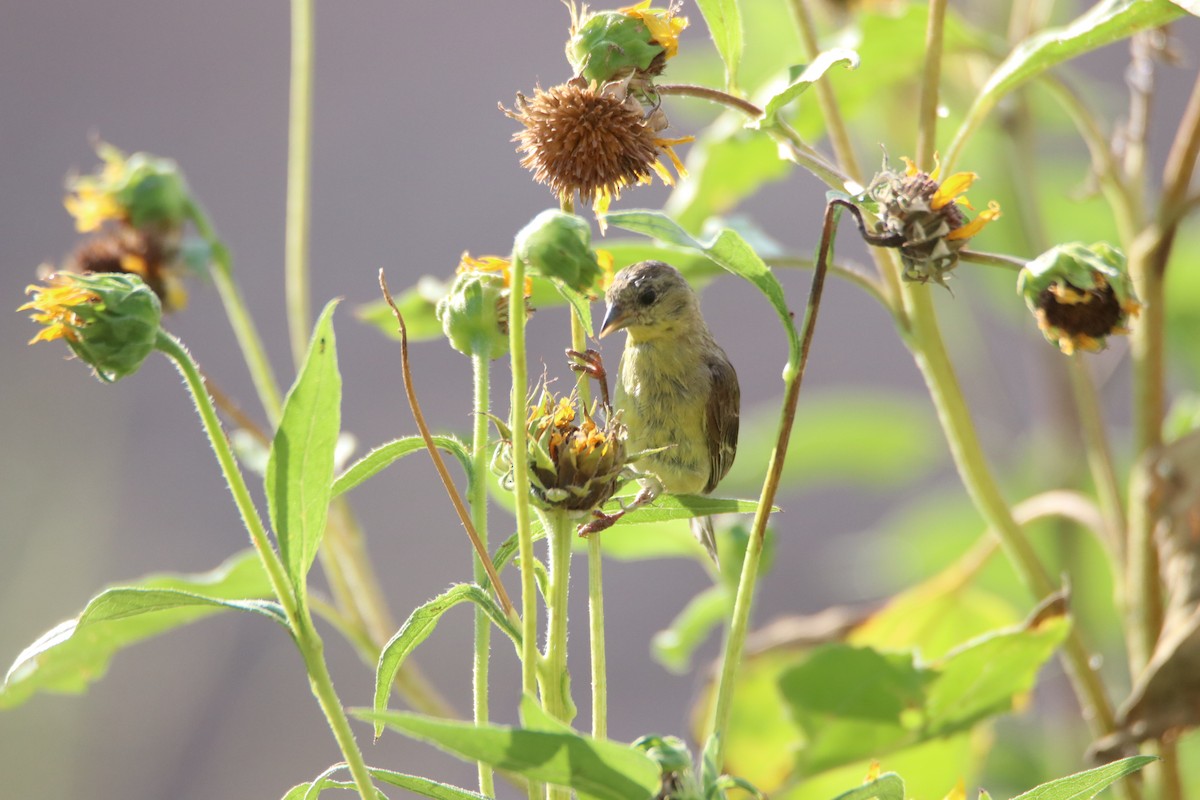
[599,260,740,563]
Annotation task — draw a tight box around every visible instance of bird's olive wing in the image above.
[703,351,740,494]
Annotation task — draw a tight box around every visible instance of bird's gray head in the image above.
[599,260,703,341]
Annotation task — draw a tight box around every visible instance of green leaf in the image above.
[665,114,793,232]
[1010,756,1157,800]
[695,0,743,89]
[266,300,342,597]
[605,210,799,364]
[374,584,520,735]
[1,551,276,709]
[282,765,488,800]
[925,613,1070,736]
[828,773,906,800]
[753,49,860,130]
[357,709,662,800]
[652,584,731,673]
[331,435,471,498]
[948,0,1184,167]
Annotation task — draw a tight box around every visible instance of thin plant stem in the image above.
[767,256,890,308]
[915,0,949,170]
[506,255,541,707]
[709,198,834,770]
[156,331,378,800]
[571,303,609,740]
[1067,355,1126,560]
[900,286,1126,747]
[377,272,515,617]
[186,200,284,424]
[541,510,574,722]
[471,348,496,799]
[957,250,1026,272]
[286,0,315,367]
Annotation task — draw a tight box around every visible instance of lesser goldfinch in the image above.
[599,260,740,562]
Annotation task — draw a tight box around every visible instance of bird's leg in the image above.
[576,479,660,537]
[566,348,611,410]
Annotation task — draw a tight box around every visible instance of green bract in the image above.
[513,209,604,295]
[71,143,192,230]
[436,270,511,360]
[567,10,664,85]
[63,273,162,382]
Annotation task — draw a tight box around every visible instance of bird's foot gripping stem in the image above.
[566,348,611,410]
[577,484,657,537]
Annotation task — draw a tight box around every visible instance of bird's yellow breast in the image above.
[616,334,713,495]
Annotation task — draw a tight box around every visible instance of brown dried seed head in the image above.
[504,81,662,203]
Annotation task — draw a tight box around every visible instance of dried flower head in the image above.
[493,386,629,513]
[504,79,690,218]
[867,155,1001,285]
[20,272,162,382]
[66,230,189,312]
[1018,242,1141,355]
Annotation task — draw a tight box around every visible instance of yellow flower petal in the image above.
[946,200,1001,241]
[931,171,977,210]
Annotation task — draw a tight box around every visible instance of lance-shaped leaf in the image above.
[331,434,471,498]
[1010,756,1157,800]
[266,300,342,597]
[281,763,489,800]
[752,49,860,130]
[374,584,521,735]
[1,551,277,709]
[357,709,661,800]
[828,772,906,800]
[696,0,743,89]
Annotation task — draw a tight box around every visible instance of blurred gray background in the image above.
[1,2,1195,799]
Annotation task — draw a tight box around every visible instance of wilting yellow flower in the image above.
[618,1,688,59]
[458,253,532,297]
[18,272,162,382]
[504,79,691,219]
[868,155,1001,284]
[19,273,99,344]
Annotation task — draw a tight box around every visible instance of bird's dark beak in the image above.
[598,302,629,339]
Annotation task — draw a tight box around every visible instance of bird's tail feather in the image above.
[691,515,719,567]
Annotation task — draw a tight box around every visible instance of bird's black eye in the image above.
[637,288,657,307]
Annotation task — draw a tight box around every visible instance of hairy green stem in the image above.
[286,0,315,367]
[156,331,377,800]
[541,510,574,722]
[471,349,496,798]
[186,200,284,424]
[508,255,540,707]
[709,198,834,770]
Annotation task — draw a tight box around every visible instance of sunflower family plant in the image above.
[6,1,1200,800]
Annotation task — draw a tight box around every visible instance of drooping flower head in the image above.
[493,385,629,513]
[1018,242,1140,355]
[66,230,190,313]
[504,79,690,219]
[64,143,191,233]
[514,209,606,296]
[866,155,1001,285]
[436,253,531,360]
[19,272,162,382]
[566,1,688,87]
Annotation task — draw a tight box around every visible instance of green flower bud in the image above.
[567,9,666,85]
[493,388,629,513]
[20,272,162,383]
[1018,242,1141,355]
[436,269,511,360]
[514,210,603,296]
